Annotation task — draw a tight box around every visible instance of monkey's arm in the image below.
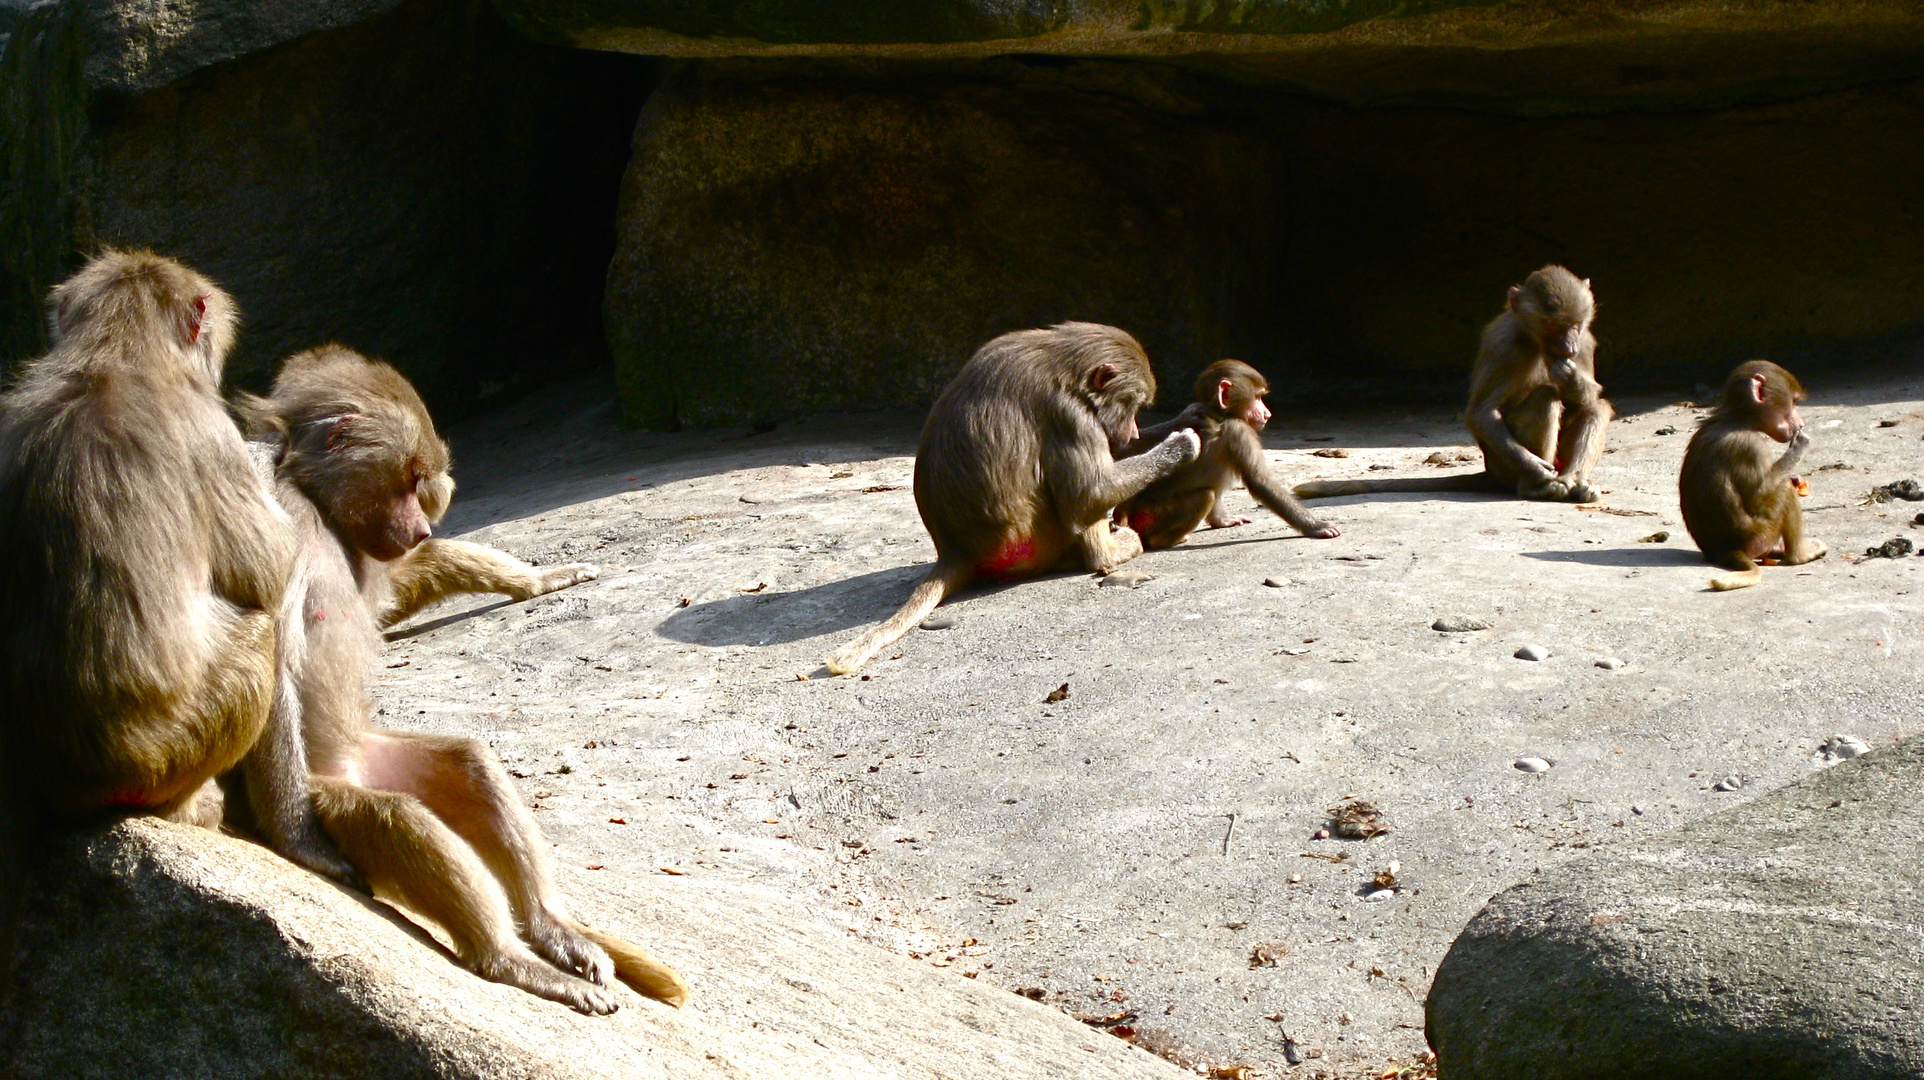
[379,539,599,628]
[1223,424,1339,537]
[1765,430,1810,485]
[1125,404,1208,455]
[1052,425,1202,515]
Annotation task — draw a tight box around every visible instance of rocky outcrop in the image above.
[606,56,1924,427]
[1426,736,1924,1079]
[0,0,647,410]
[1,816,1184,1079]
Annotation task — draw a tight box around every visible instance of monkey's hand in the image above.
[526,562,600,598]
[281,827,367,892]
[1156,428,1202,465]
[1306,523,1342,539]
[1205,511,1252,529]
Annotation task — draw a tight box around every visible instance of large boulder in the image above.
[1425,736,1924,1079]
[1,816,1184,1079]
[604,54,1924,427]
[0,0,646,411]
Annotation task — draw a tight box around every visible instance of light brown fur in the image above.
[1119,359,1340,549]
[825,322,1200,675]
[241,345,681,1014]
[0,250,350,891]
[1296,266,1614,503]
[1679,360,1826,591]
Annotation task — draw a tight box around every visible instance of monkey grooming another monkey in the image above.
[241,345,684,1013]
[1679,360,1826,591]
[0,250,352,886]
[1296,265,1613,504]
[825,322,1201,675]
[1117,359,1340,549]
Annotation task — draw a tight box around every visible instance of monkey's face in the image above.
[343,464,435,562]
[1537,318,1585,362]
[1237,394,1271,431]
[1758,397,1803,443]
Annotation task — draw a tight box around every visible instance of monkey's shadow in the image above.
[1521,547,1707,568]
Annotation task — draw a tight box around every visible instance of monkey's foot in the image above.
[1563,482,1599,504]
[531,563,600,597]
[475,949,619,1015]
[1787,539,1828,565]
[528,911,617,987]
[1518,477,1572,501]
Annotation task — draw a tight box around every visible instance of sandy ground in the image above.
[376,369,1924,1077]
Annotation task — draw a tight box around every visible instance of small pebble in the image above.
[1514,644,1550,661]
[1655,425,1677,436]
[1312,828,1330,840]
[1288,873,1303,884]
[1714,776,1743,792]
[1363,889,1394,902]
[919,616,956,631]
[1595,657,1625,670]
[1514,756,1552,773]
[1263,576,1291,588]
[1820,734,1870,761]
[1283,1042,1303,1066]
[1637,531,1669,543]
[1630,804,1644,815]
[1431,615,1491,632]
[1100,571,1154,588]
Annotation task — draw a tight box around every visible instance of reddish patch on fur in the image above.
[1553,456,1565,472]
[975,537,1035,580]
[1127,509,1157,534]
[102,786,156,808]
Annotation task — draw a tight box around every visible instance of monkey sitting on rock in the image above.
[1296,265,1613,504]
[1679,359,1826,591]
[1116,359,1340,548]
[239,345,686,1013]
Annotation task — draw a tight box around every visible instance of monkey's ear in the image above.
[1747,373,1768,405]
[1216,379,1233,413]
[322,412,365,451]
[1506,285,1521,310]
[1582,278,1592,290]
[1090,363,1118,392]
[185,294,208,345]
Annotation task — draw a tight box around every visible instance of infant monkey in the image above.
[1679,359,1826,591]
[1118,359,1340,549]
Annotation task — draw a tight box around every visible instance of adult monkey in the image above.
[1117,359,1341,549]
[240,344,684,1014]
[826,322,1200,675]
[0,251,352,887]
[1296,266,1613,504]
[1679,360,1826,591]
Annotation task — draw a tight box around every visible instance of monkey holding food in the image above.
[1116,359,1340,548]
[1679,360,1826,591]
[1297,265,1613,504]
[239,345,685,1013]
[826,322,1201,675]
[0,251,353,887]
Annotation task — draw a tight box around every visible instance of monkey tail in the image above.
[1294,473,1505,500]
[1707,566,1764,591]
[825,561,971,676]
[566,919,689,1007]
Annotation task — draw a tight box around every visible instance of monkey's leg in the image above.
[1076,521,1144,574]
[380,540,599,628]
[1129,491,1216,550]
[312,775,618,1015]
[1777,492,1827,565]
[358,732,686,1005]
[1553,396,1614,503]
[1502,386,1572,500]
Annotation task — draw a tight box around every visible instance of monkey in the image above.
[825,322,1201,675]
[238,344,685,1014]
[0,250,354,890]
[1115,359,1341,549]
[1295,266,1614,504]
[1679,360,1826,591]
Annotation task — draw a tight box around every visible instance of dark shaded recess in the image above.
[0,0,655,416]
[604,55,1924,428]
[509,0,1072,45]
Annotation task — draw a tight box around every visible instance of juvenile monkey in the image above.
[241,345,684,1013]
[1296,266,1613,503]
[0,251,350,885]
[1117,359,1340,548]
[826,322,1200,675]
[1679,360,1826,591]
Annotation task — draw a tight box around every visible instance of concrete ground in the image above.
[379,369,1924,1078]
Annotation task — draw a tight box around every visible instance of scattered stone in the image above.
[1312,447,1349,458]
[1367,463,1394,470]
[1363,889,1395,903]
[1099,571,1154,589]
[1630,805,1644,815]
[1863,537,1914,559]
[1043,683,1071,704]
[1879,419,1900,427]
[1821,735,1870,762]
[1914,513,1924,527]
[1817,461,1852,471]
[1327,800,1389,839]
[1595,657,1625,670]
[1514,644,1550,661]
[1514,757,1553,773]
[1432,616,1492,632]
[1654,426,1677,435]
[1262,577,1291,588]
[919,616,956,631]
[1869,478,1924,502]
[1637,531,1669,543]
[739,493,763,504]
[1713,776,1743,792]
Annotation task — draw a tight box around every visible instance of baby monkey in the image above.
[1679,359,1826,591]
[1118,359,1340,549]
